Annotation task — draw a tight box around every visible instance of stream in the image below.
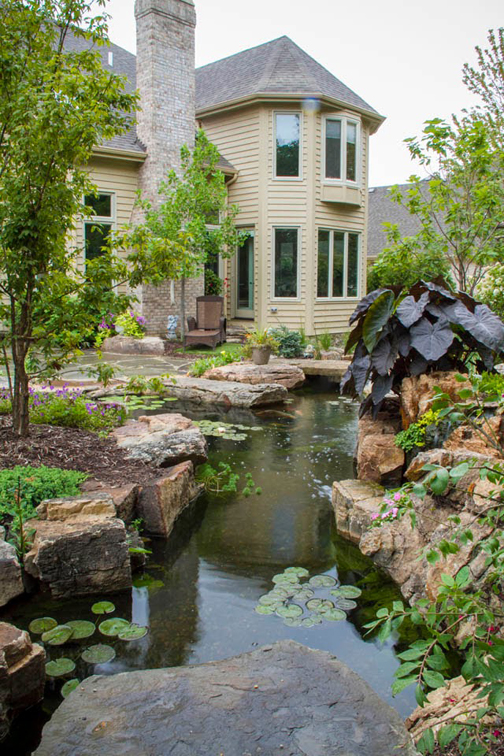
[1,380,417,755]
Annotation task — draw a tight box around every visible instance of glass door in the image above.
[236,233,254,318]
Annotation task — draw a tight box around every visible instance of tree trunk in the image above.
[12,343,30,437]
[180,277,186,347]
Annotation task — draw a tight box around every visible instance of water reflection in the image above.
[1,383,417,755]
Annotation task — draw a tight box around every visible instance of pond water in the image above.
[1,380,417,755]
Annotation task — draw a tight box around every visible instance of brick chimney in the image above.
[134,0,202,335]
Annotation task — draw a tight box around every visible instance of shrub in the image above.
[189,349,240,378]
[114,310,146,339]
[268,326,304,358]
[341,278,504,415]
[394,409,441,452]
[315,331,333,352]
[367,240,454,293]
[0,465,87,521]
[476,263,504,320]
[0,385,126,433]
[242,328,279,359]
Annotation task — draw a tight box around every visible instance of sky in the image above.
[96,0,503,187]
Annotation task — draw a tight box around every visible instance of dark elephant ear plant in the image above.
[341,278,504,415]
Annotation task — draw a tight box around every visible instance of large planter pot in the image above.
[252,346,272,365]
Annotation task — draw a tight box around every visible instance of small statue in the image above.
[167,315,179,340]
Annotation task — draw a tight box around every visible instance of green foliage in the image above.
[341,280,504,415]
[188,349,240,377]
[194,420,262,441]
[204,268,224,296]
[315,331,333,352]
[196,462,261,496]
[242,328,279,358]
[367,231,454,292]
[0,0,140,436]
[477,263,504,320]
[114,311,147,339]
[268,326,304,358]
[0,465,87,524]
[395,410,441,453]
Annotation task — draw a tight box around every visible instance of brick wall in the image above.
[134,0,203,336]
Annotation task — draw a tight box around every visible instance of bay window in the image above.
[317,229,360,299]
[324,117,359,183]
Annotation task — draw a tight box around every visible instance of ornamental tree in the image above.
[0,0,141,436]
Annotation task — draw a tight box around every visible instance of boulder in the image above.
[332,479,385,544]
[35,640,416,756]
[164,375,289,407]
[36,492,116,521]
[444,414,504,458]
[112,413,208,468]
[356,401,404,486]
[110,484,140,523]
[405,448,495,482]
[288,358,348,380]
[203,361,305,390]
[101,335,166,355]
[0,540,24,609]
[24,518,132,599]
[400,371,469,429]
[0,622,45,741]
[138,462,199,537]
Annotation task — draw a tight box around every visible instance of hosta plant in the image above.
[341,279,504,416]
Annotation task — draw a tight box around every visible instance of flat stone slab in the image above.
[285,358,348,380]
[101,335,166,355]
[35,640,415,756]
[204,361,305,389]
[166,374,288,407]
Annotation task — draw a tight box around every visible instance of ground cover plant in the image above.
[188,348,241,377]
[341,279,504,417]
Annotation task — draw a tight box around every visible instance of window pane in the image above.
[276,114,300,177]
[346,122,357,182]
[85,194,112,217]
[85,223,112,261]
[317,230,330,297]
[275,229,298,298]
[347,234,359,297]
[332,232,344,297]
[325,119,341,179]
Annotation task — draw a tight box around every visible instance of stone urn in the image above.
[252,346,272,365]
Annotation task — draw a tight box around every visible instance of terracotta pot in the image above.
[251,346,272,365]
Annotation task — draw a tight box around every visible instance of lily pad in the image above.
[293,588,314,601]
[272,573,299,585]
[321,608,346,622]
[61,679,80,699]
[301,617,316,628]
[258,594,283,607]
[98,618,130,637]
[29,617,58,635]
[306,598,323,612]
[66,621,95,640]
[269,586,290,598]
[118,624,148,641]
[45,658,76,677]
[309,575,337,588]
[41,624,74,646]
[331,585,362,599]
[283,617,303,627]
[81,644,116,664]
[133,574,165,591]
[335,598,357,611]
[307,614,323,625]
[276,604,303,619]
[255,605,275,615]
[91,601,116,615]
[315,600,335,614]
[284,567,310,578]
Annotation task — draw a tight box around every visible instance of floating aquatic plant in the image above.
[254,568,362,628]
[133,573,165,592]
[45,658,76,677]
[194,420,262,441]
[66,620,95,640]
[41,624,74,646]
[29,617,57,635]
[61,679,80,698]
[98,618,130,637]
[118,624,148,641]
[81,644,116,664]
[91,601,115,615]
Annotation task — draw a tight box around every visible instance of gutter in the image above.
[92,146,147,163]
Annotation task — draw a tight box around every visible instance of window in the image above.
[84,193,114,262]
[274,228,299,298]
[275,113,300,178]
[324,117,359,183]
[317,229,360,298]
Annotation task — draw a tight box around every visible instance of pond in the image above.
[1,380,417,755]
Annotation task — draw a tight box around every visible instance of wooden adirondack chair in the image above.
[184,296,226,349]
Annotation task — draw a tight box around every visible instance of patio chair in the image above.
[184,296,226,349]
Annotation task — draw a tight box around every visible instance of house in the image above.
[368,183,426,263]
[74,0,384,336]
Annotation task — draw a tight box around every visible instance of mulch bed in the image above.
[0,415,158,487]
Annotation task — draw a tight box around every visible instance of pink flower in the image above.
[381,511,390,519]
[393,493,402,502]
[488,640,493,646]
[370,513,379,521]
[493,729,501,737]
[391,507,399,517]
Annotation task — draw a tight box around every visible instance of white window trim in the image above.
[271,226,301,301]
[273,111,303,181]
[83,191,117,259]
[316,229,361,301]
[322,116,361,187]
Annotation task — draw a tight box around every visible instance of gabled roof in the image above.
[368,183,428,260]
[196,36,381,121]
